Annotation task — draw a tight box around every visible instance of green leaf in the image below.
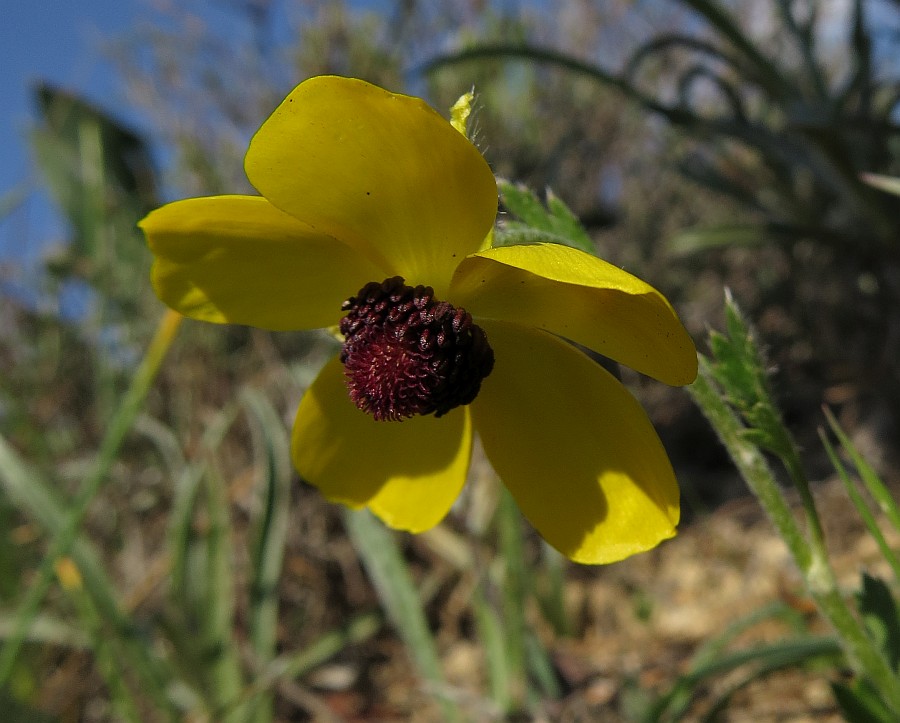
[241,388,292,723]
[471,586,514,712]
[668,224,771,255]
[31,83,158,233]
[819,427,900,583]
[241,612,381,705]
[648,634,841,722]
[861,173,900,197]
[823,407,900,535]
[496,180,594,254]
[163,402,241,711]
[533,545,570,637]
[201,460,246,721]
[832,677,897,723]
[343,509,460,721]
[496,488,528,708]
[0,434,180,719]
[857,573,900,671]
[29,83,159,313]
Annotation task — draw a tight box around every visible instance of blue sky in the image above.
[2,1,897,269]
[1,0,146,265]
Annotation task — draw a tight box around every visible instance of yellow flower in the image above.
[139,76,697,564]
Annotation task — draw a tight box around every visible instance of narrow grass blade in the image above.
[833,677,897,723]
[534,544,570,637]
[0,309,182,684]
[241,388,293,723]
[0,435,179,719]
[861,173,900,197]
[167,402,239,610]
[471,585,512,714]
[343,509,460,720]
[202,459,247,722]
[162,402,241,711]
[819,429,900,583]
[823,407,900,534]
[525,631,560,703]
[496,491,561,707]
[56,561,143,723]
[773,0,829,101]
[235,611,381,711]
[700,641,842,723]
[133,413,185,482]
[689,602,809,667]
[624,34,743,81]
[668,224,771,255]
[0,612,90,649]
[651,636,842,722]
[496,490,528,706]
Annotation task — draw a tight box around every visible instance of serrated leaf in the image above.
[544,189,594,249]
[498,181,547,225]
[493,226,589,252]
[496,180,594,254]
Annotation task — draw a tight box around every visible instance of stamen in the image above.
[339,277,494,421]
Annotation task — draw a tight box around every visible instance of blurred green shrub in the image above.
[32,83,158,318]
[426,0,900,422]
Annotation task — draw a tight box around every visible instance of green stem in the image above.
[778,441,831,588]
[0,309,182,684]
[690,360,811,569]
[690,358,900,712]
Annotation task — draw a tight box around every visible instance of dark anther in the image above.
[339,277,494,421]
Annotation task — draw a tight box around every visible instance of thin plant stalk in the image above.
[689,358,810,569]
[690,359,900,713]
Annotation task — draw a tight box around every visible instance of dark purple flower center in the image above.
[339,277,494,421]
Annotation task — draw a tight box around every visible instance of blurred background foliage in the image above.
[1,0,900,720]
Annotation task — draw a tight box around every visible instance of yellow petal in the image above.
[141,195,385,330]
[292,356,472,532]
[244,76,497,296]
[471,321,680,564]
[451,243,697,385]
